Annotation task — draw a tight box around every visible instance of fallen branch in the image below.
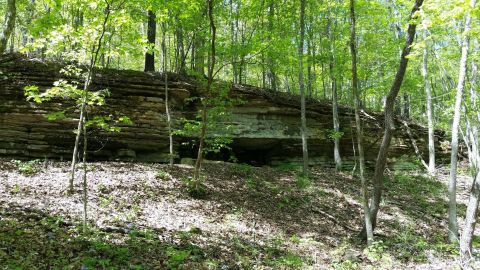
[400,119,429,171]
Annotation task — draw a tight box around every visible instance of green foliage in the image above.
[391,155,424,171]
[385,172,447,218]
[166,246,191,269]
[245,177,258,190]
[12,159,39,175]
[274,162,302,173]
[24,67,132,134]
[363,240,389,263]
[327,129,345,141]
[295,174,311,189]
[155,170,171,181]
[9,183,21,195]
[181,177,207,198]
[175,80,243,165]
[99,195,114,208]
[332,260,360,270]
[274,252,304,269]
[231,163,253,176]
[363,227,431,263]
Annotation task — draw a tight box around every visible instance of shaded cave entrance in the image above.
[178,138,284,166]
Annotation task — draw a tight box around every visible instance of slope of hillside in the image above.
[0,159,475,269]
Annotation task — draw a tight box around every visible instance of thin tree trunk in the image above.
[329,17,342,171]
[459,38,480,265]
[403,93,409,118]
[82,109,88,232]
[401,120,429,170]
[448,0,475,243]
[144,10,156,72]
[193,0,216,188]
[307,37,313,97]
[69,81,88,194]
[194,35,205,75]
[267,0,277,90]
[350,0,373,245]
[299,0,308,175]
[230,0,238,84]
[460,170,480,268]
[422,30,435,175]
[162,22,174,166]
[359,0,424,239]
[0,0,16,54]
[176,17,186,74]
[69,4,111,194]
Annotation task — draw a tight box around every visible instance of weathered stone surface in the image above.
[0,53,448,167]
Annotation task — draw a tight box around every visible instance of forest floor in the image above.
[0,158,478,269]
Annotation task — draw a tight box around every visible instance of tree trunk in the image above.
[359,0,424,239]
[230,0,238,84]
[403,93,409,118]
[307,37,313,98]
[298,0,308,175]
[144,10,156,72]
[69,4,111,194]
[162,22,174,167]
[350,0,373,245]
[329,17,342,171]
[0,0,16,54]
[82,109,88,233]
[69,81,88,194]
[176,18,186,75]
[193,0,216,188]
[267,0,277,90]
[448,0,475,243]
[459,38,480,266]
[422,30,435,175]
[194,34,205,75]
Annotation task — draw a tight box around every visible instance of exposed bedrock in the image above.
[0,54,448,167]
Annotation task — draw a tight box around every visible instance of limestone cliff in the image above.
[0,54,447,167]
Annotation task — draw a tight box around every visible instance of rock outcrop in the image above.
[0,54,447,167]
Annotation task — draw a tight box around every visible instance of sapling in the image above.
[24,0,131,231]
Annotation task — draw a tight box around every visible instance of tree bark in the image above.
[194,34,205,75]
[193,0,216,187]
[82,109,88,233]
[359,0,424,239]
[144,10,156,72]
[162,22,174,167]
[448,0,475,243]
[230,0,238,84]
[298,0,308,175]
[0,0,16,54]
[69,79,88,194]
[329,17,342,171]
[350,0,373,245]
[307,37,313,97]
[175,17,186,75]
[459,38,480,266]
[267,0,277,90]
[69,3,111,194]
[422,30,435,175]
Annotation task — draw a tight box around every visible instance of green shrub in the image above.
[166,246,191,269]
[155,170,170,181]
[296,174,311,189]
[274,252,304,269]
[12,160,39,175]
[181,177,207,198]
